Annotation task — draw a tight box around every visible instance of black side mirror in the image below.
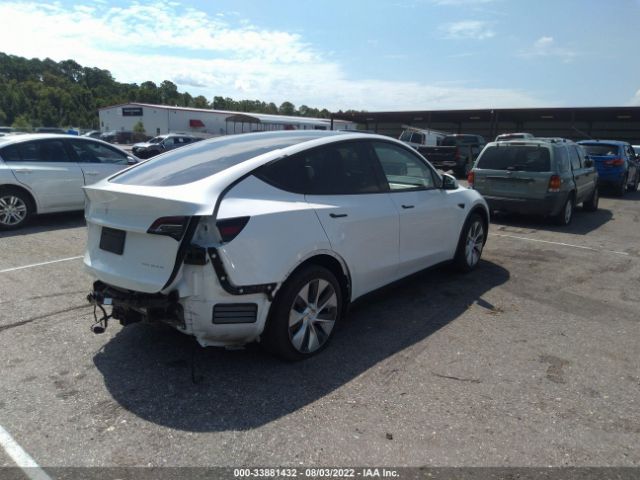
[442,173,458,190]
[584,158,593,168]
[127,156,137,165]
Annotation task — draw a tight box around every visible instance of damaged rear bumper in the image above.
[87,280,185,329]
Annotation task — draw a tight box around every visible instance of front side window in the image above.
[372,142,437,190]
[411,133,425,144]
[255,141,382,195]
[69,140,128,164]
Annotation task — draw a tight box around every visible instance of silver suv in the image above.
[468,138,599,225]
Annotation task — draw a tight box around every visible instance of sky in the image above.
[1,0,639,112]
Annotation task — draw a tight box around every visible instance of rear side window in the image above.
[0,144,21,162]
[568,146,582,170]
[477,145,551,172]
[580,144,619,156]
[110,132,328,186]
[255,141,382,195]
[14,140,73,163]
[555,145,570,173]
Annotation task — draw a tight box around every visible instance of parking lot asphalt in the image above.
[0,189,639,469]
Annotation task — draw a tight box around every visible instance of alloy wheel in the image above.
[288,278,338,354]
[464,220,484,267]
[564,198,573,224]
[0,195,28,226]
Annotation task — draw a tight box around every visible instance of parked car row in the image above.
[84,131,489,360]
[465,136,639,225]
[0,134,137,229]
[131,133,203,159]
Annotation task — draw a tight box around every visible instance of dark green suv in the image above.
[468,138,599,225]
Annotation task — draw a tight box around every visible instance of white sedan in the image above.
[85,131,489,360]
[0,134,137,229]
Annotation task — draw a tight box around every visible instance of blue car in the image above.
[578,140,639,196]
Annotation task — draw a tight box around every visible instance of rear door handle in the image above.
[84,171,99,176]
[329,213,348,218]
[14,169,32,174]
[401,204,414,209]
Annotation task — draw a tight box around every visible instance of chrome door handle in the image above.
[84,171,99,176]
[14,169,32,174]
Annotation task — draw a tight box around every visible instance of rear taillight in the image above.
[548,175,561,192]
[604,158,625,166]
[216,217,250,243]
[467,171,475,187]
[147,216,189,240]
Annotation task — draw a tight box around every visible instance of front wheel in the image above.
[262,265,342,361]
[453,213,485,272]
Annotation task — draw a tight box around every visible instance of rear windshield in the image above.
[442,136,479,146]
[110,132,328,186]
[580,144,620,156]
[477,145,551,172]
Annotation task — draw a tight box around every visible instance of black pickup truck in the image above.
[417,134,486,177]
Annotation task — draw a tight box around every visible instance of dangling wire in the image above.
[90,303,112,334]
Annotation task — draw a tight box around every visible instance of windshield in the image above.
[477,145,551,172]
[148,137,164,144]
[580,144,620,156]
[110,131,330,186]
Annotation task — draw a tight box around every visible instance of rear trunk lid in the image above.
[472,144,553,200]
[84,183,215,293]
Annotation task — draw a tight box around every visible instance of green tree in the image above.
[193,95,209,109]
[133,120,145,134]
[278,101,295,115]
[11,114,31,131]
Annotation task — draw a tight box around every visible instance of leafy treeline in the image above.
[0,53,335,130]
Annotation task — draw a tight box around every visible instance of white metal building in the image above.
[98,103,356,137]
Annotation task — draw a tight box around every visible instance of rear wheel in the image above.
[553,194,574,226]
[616,174,627,197]
[627,171,639,192]
[453,213,485,272]
[583,187,599,212]
[0,188,32,230]
[262,265,342,361]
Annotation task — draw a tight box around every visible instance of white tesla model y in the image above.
[84,131,489,360]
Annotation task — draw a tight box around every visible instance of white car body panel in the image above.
[305,192,399,299]
[11,160,85,211]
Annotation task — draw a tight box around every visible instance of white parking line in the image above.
[490,233,630,256]
[0,425,51,480]
[0,256,83,274]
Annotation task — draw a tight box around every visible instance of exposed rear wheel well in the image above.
[289,254,351,307]
[0,184,37,214]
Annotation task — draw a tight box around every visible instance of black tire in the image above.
[262,265,342,361]
[553,193,574,226]
[0,187,33,230]
[616,175,627,197]
[627,172,639,192]
[453,213,486,273]
[583,186,599,212]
